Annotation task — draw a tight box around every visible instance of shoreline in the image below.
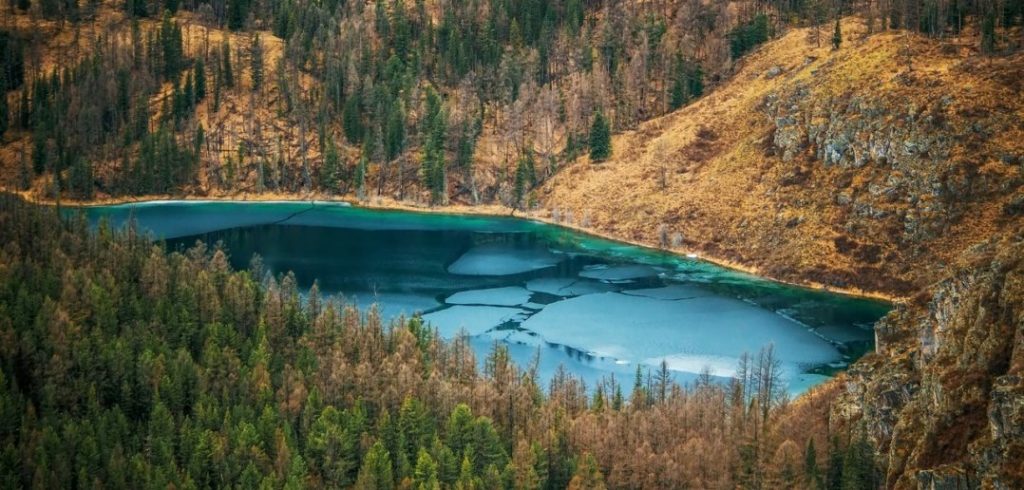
[14,190,900,303]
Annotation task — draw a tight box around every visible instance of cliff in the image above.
[834,230,1023,488]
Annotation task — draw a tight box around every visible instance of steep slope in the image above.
[833,229,1024,488]
[539,18,1024,298]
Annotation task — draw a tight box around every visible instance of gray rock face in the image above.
[761,85,1023,244]
[832,235,1024,489]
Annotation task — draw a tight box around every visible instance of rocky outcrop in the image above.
[833,231,1024,489]
[764,79,1023,246]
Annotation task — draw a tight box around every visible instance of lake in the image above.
[81,200,889,395]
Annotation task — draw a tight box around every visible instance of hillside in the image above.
[2,1,1024,488]
[539,18,1024,298]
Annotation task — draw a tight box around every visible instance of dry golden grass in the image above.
[538,17,1024,298]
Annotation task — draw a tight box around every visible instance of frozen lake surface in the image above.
[81,201,889,395]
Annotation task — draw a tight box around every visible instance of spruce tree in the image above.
[227,0,248,30]
[804,438,822,489]
[589,110,611,162]
[355,441,394,490]
[343,95,363,144]
[832,19,843,50]
[826,435,844,489]
[982,9,997,54]
[513,150,535,208]
[0,85,8,139]
[250,34,264,92]
[321,138,340,194]
[568,453,606,490]
[385,102,405,161]
[222,40,234,88]
[195,57,207,100]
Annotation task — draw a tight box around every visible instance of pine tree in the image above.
[160,11,183,79]
[982,9,997,54]
[343,95,364,145]
[413,448,441,490]
[69,156,93,200]
[222,40,235,89]
[321,138,340,194]
[513,150,535,208]
[826,435,844,489]
[588,110,611,162]
[250,34,264,92]
[421,88,447,204]
[0,86,8,139]
[228,0,248,30]
[832,18,843,51]
[804,438,822,489]
[568,453,606,490]
[385,101,405,161]
[195,57,207,100]
[355,441,394,490]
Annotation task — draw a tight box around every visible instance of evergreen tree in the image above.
[421,88,447,204]
[321,138,340,194]
[826,435,844,490]
[413,448,441,490]
[228,0,248,30]
[385,101,405,161]
[251,34,264,92]
[832,19,843,50]
[160,11,183,79]
[982,9,997,54]
[568,453,605,490]
[804,438,822,489]
[355,441,394,490]
[222,41,235,89]
[589,110,611,162]
[0,86,8,139]
[841,433,876,490]
[343,94,364,145]
[195,57,207,100]
[69,155,93,199]
[513,150,535,208]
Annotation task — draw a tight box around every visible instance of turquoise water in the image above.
[81,200,889,394]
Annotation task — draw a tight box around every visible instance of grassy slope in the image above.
[538,18,1024,298]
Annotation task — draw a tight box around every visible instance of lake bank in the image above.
[18,189,902,303]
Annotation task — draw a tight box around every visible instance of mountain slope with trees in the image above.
[540,16,1024,298]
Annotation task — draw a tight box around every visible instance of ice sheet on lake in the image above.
[579,264,660,282]
[621,284,715,300]
[448,244,563,276]
[643,353,742,378]
[343,292,441,321]
[525,278,617,296]
[520,292,841,369]
[445,286,533,307]
[422,306,530,337]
